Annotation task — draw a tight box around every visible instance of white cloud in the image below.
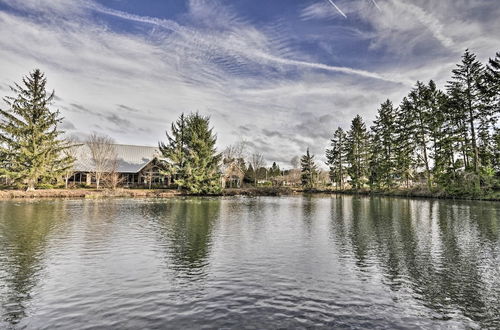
[0,0,499,168]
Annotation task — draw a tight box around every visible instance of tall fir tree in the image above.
[432,93,460,188]
[407,81,435,190]
[446,49,485,178]
[346,115,369,190]
[300,148,317,189]
[369,99,396,189]
[426,81,452,181]
[483,52,500,172]
[160,112,221,194]
[394,97,417,188]
[493,128,500,176]
[485,52,500,113]
[326,127,347,189]
[159,113,187,181]
[0,69,73,190]
[270,162,280,177]
[244,163,255,184]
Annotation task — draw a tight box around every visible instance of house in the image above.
[220,161,245,188]
[69,143,170,187]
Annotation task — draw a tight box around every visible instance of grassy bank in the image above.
[1,186,498,201]
[0,188,183,199]
[297,187,500,202]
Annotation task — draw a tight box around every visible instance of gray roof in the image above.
[73,143,161,173]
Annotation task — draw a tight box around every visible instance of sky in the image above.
[0,0,499,167]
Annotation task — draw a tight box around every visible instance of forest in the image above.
[322,50,500,196]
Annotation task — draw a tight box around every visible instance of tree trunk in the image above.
[468,109,480,174]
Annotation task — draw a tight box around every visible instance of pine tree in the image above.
[446,83,471,170]
[483,52,500,172]
[407,81,436,190]
[0,69,73,190]
[159,113,187,182]
[493,128,500,177]
[346,115,369,190]
[326,127,347,189]
[426,81,450,180]
[446,49,485,178]
[432,94,460,189]
[244,163,255,184]
[270,162,280,177]
[369,100,396,189]
[160,112,221,194]
[394,97,417,188]
[485,52,500,112]
[300,148,317,189]
[487,53,500,181]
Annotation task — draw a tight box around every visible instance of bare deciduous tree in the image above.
[224,140,247,161]
[62,137,81,189]
[86,133,117,190]
[250,153,265,186]
[288,155,301,186]
[106,156,124,190]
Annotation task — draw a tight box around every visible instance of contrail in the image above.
[370,0,382,11]
[83,1,410,84]
[326,0,347,18]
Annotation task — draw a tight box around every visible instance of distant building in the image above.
[220,161,245,188]
[69,144,170,187]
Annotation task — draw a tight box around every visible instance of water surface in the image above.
[0,196,499,329]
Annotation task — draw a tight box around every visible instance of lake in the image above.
[0,196,499,329]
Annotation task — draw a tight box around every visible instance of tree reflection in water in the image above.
[330,196,500,328]
[144,198,220,276]
[0,201,68,326]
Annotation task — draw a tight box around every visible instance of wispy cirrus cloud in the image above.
[0,0,499,167]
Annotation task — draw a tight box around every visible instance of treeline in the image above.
[324,50,500,195]
[1,49,499,198]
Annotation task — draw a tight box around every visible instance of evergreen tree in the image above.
[407,81,435,190]
[483,52,500,173]
[432,94,460,189]
[0,69,73,190]
[159,113,187,182]
[346,115,369,190]
[493,128,500,177]
[394,97,417,188]
[160,112,221,194]
[446,49,485,178]
[326,127,347,189]
[446,83,471,170]
[244,163,255,184]
[270,162,280,177]
[369,100,396,189]
[300,148,317,189]
[485,52,500,113]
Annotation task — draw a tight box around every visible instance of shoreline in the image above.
[0,187,499,202]
[0,188,184,199]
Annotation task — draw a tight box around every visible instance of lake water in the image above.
[0,196,499,329]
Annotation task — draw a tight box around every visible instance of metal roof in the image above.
[72,143,161,173]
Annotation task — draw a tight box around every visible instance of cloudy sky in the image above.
[0,0,499,167]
